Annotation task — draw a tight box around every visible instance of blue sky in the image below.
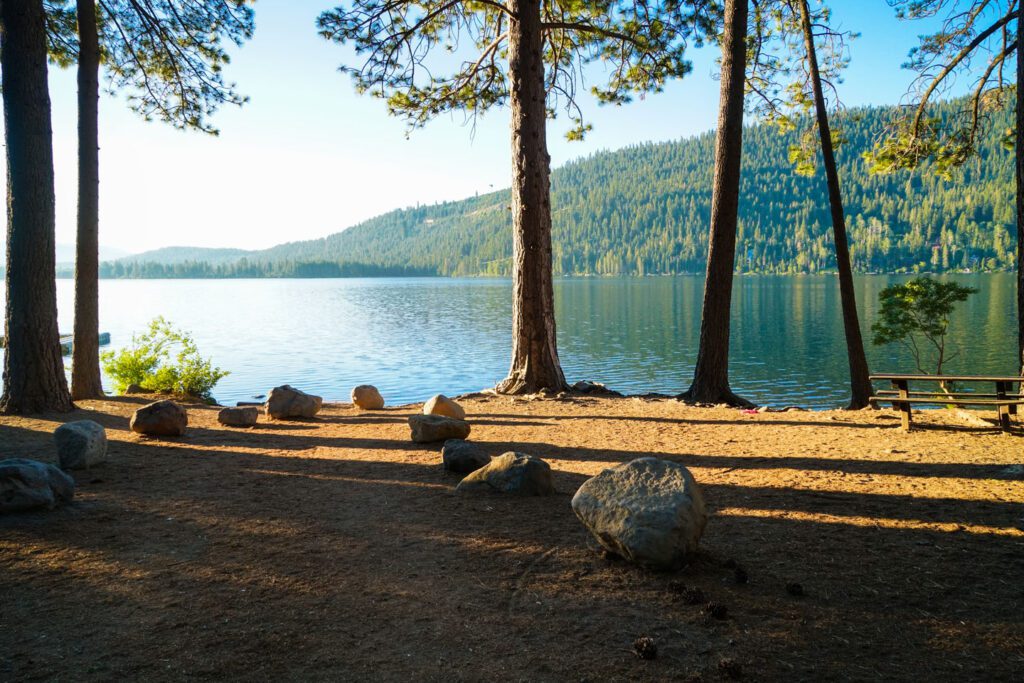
[5,1,966,253]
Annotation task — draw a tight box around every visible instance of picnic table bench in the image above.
[869,373,1024,431]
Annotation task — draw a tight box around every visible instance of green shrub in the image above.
[102,317,228,399]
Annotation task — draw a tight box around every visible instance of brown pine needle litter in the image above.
[2,394,1022,680]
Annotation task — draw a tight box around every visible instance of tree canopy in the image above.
[317,0,715,140]
[45,0,255,133]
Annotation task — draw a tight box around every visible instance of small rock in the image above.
[703,602,728,619]
[124,383,147,394]
[351,385,385,410]
[408,415,471,443]
[130,400,187,437]
[633,636,657,660]
[681,587,706,605]
[0,459,75,513]
[572,380,622,396]
[571,457,707,570]
[265,385,322,419]
[53,420,107,470]
[785,582,804,597]
[441,439,490,474]
[1000,464,1024,478]
[455,452,555,496]
[217,406,258,427]
[718,659,743,679]
[733,566,748,584]
[423,394,466,420]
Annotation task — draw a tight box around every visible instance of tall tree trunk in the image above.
[799,0,873,409]
[1017,0,1023,376]
[679,0,752,407]
[71,0,105,400]
[0,0,73,414]
[495,0,568,395]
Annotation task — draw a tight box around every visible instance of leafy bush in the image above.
[102,317,228,399]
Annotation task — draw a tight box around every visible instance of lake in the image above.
[0,273,1017,409]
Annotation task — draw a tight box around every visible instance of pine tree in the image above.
[318,0,713,393]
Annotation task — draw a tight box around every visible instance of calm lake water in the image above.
[0,273,1017,409]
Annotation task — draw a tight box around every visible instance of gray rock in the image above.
[423,394,466,420]
[442,439,491,474]
[571,380,621,396]
[265,385,322,419]
[123,383,148,395]
[130,400,188,437]
[571,457,707,571]
[54,420,107,470]
[218,406,259,427]
[351,385,385,410]
[0,458,75,513]
[455,452,555,496]
[408,414,471,443]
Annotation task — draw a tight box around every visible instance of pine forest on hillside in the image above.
[90,99,1018,279]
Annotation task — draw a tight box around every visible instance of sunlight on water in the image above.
[0,273,1016,409]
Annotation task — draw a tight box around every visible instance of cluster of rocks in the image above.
[409,394,471,443]
[405,394,557,497]
[5,381,711,576]
[1,418,109,513]
[408,393,710,567]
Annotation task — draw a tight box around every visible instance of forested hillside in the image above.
[102,99,1016,278]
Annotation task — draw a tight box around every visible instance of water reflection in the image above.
[0,273,1016,409]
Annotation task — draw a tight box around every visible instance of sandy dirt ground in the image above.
[1,394,1022,682]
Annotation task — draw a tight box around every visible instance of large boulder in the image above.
[441,439,491,474]
[408,415,470,443]
[423,394,466,420]
[0,459,75,513]
[130,400,188,437]
[265,385,322,419]
[218,406,259,427]
[455,452,555,496]
[54,420,107,470]
[571,457,707,571]
[351,385,385,410]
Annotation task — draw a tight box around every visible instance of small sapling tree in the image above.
[871,277,977,381]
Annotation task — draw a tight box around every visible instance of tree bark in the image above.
[71,0,105,400]
[1017,0,1023,376]
[0,0,73,414]
[798,0,873,409]
[679,0,752,407]
[495,0,568,395]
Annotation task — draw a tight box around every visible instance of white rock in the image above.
[423,394,466,420]
[351,385,385,410]
[265,385,322,419]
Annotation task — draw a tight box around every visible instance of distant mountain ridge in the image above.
[102,98,1016,278]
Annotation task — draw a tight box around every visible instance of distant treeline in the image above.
[54,259,437,279]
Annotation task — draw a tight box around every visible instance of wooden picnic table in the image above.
[869,373,1023,431]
